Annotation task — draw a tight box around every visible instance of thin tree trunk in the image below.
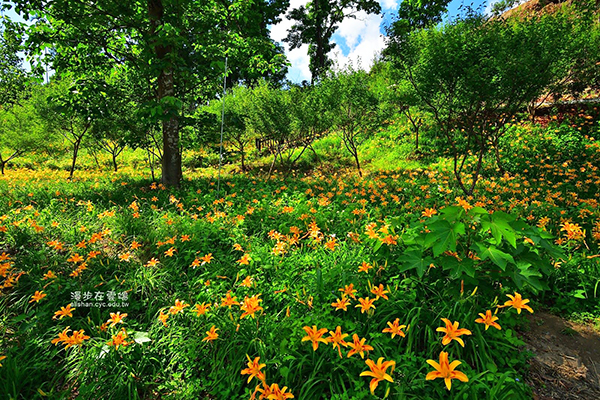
[69,141,80,180]
[112,152,118,172]
[149,0,181,187]
[89,147,100,169]
[146,146,156,181]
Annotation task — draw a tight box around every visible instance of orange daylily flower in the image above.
[67,253,84,263]
[221,292,240,308]
[301,325,329,351]
[237,254,251,265]
[202,325,219,342]
[426,351,469,390]
[158,310,169,327]
[501,292,533,314]
[193,302,211,316]
[164,247,177,257]
[360,357,396,394]
[382,318,406,338]
[266,383,294,399]
[107,329,131,349]
[241,355,266,383]
[331,296,351,311]
[339,283,357,299]
[475,310,501,330]
[43,270,57,280]
[169,299,189,315]
[370,284,389,300]
[347,334,374,359]
[240,276,254,288]
[422,208,437,217]
[358,261,373,273]
[355,297,376,313]
[436,318,472,347]
[107,312,127,327]
[328,326,349,358]
[240,294,263,319]
[53,304,75,320]
[29,290,47,303]
[146,257,159,267]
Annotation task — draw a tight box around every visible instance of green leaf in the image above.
[440,206,464,221]
[477,244,515,270]
[397,250,434,278]
[424,220,461,256]
[481,211,517,248]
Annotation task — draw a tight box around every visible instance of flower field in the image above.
[1,119,600,399]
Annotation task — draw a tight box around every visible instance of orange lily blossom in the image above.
[53,304,75,320]
[221,292,240,308]
[370,284,389,300]
[426,351,468,390]
[240,294,263,319]
[301,325,329,351]
[475,310,501,330]
[360,357,396,394]
[358,261,373,273]
[202,325,219,342]
[382,318,407,338]
[107,311,127,327]
[169,299,189,315]
[331,296,350,311]
[193,302,211,316]
[51,326,72,346]
[29,290,47,303]
[339,283,357,299]
[240,355,266,383]
[328,326,349,358]
[347,334,374,359]
[107,329,130,349]
[65,329,90,348]
[158,310,169,327]
[501,292,533,314]
[266,383,294,399]
[355,297,376,313]
[436,318,472,347]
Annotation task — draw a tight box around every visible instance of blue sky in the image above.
[270,0,494,83]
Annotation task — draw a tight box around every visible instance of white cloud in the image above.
[269,0,393,82]
[380,0,398,9]
[331,12,386,73]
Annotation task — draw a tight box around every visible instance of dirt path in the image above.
[522,312,600,399]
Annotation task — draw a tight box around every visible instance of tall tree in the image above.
[284,0,380,83]
[384,0,452,61]
[0,17,30,107]
[4,0,289,187]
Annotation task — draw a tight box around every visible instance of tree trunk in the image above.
[353,151,362,177]
[312,0,324,83]
[69,142,80,180]
[149,0,181,187]
[0,162,4,175]
[146,146,156,181]
[161,104,181,187]
[112,152,118,172]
